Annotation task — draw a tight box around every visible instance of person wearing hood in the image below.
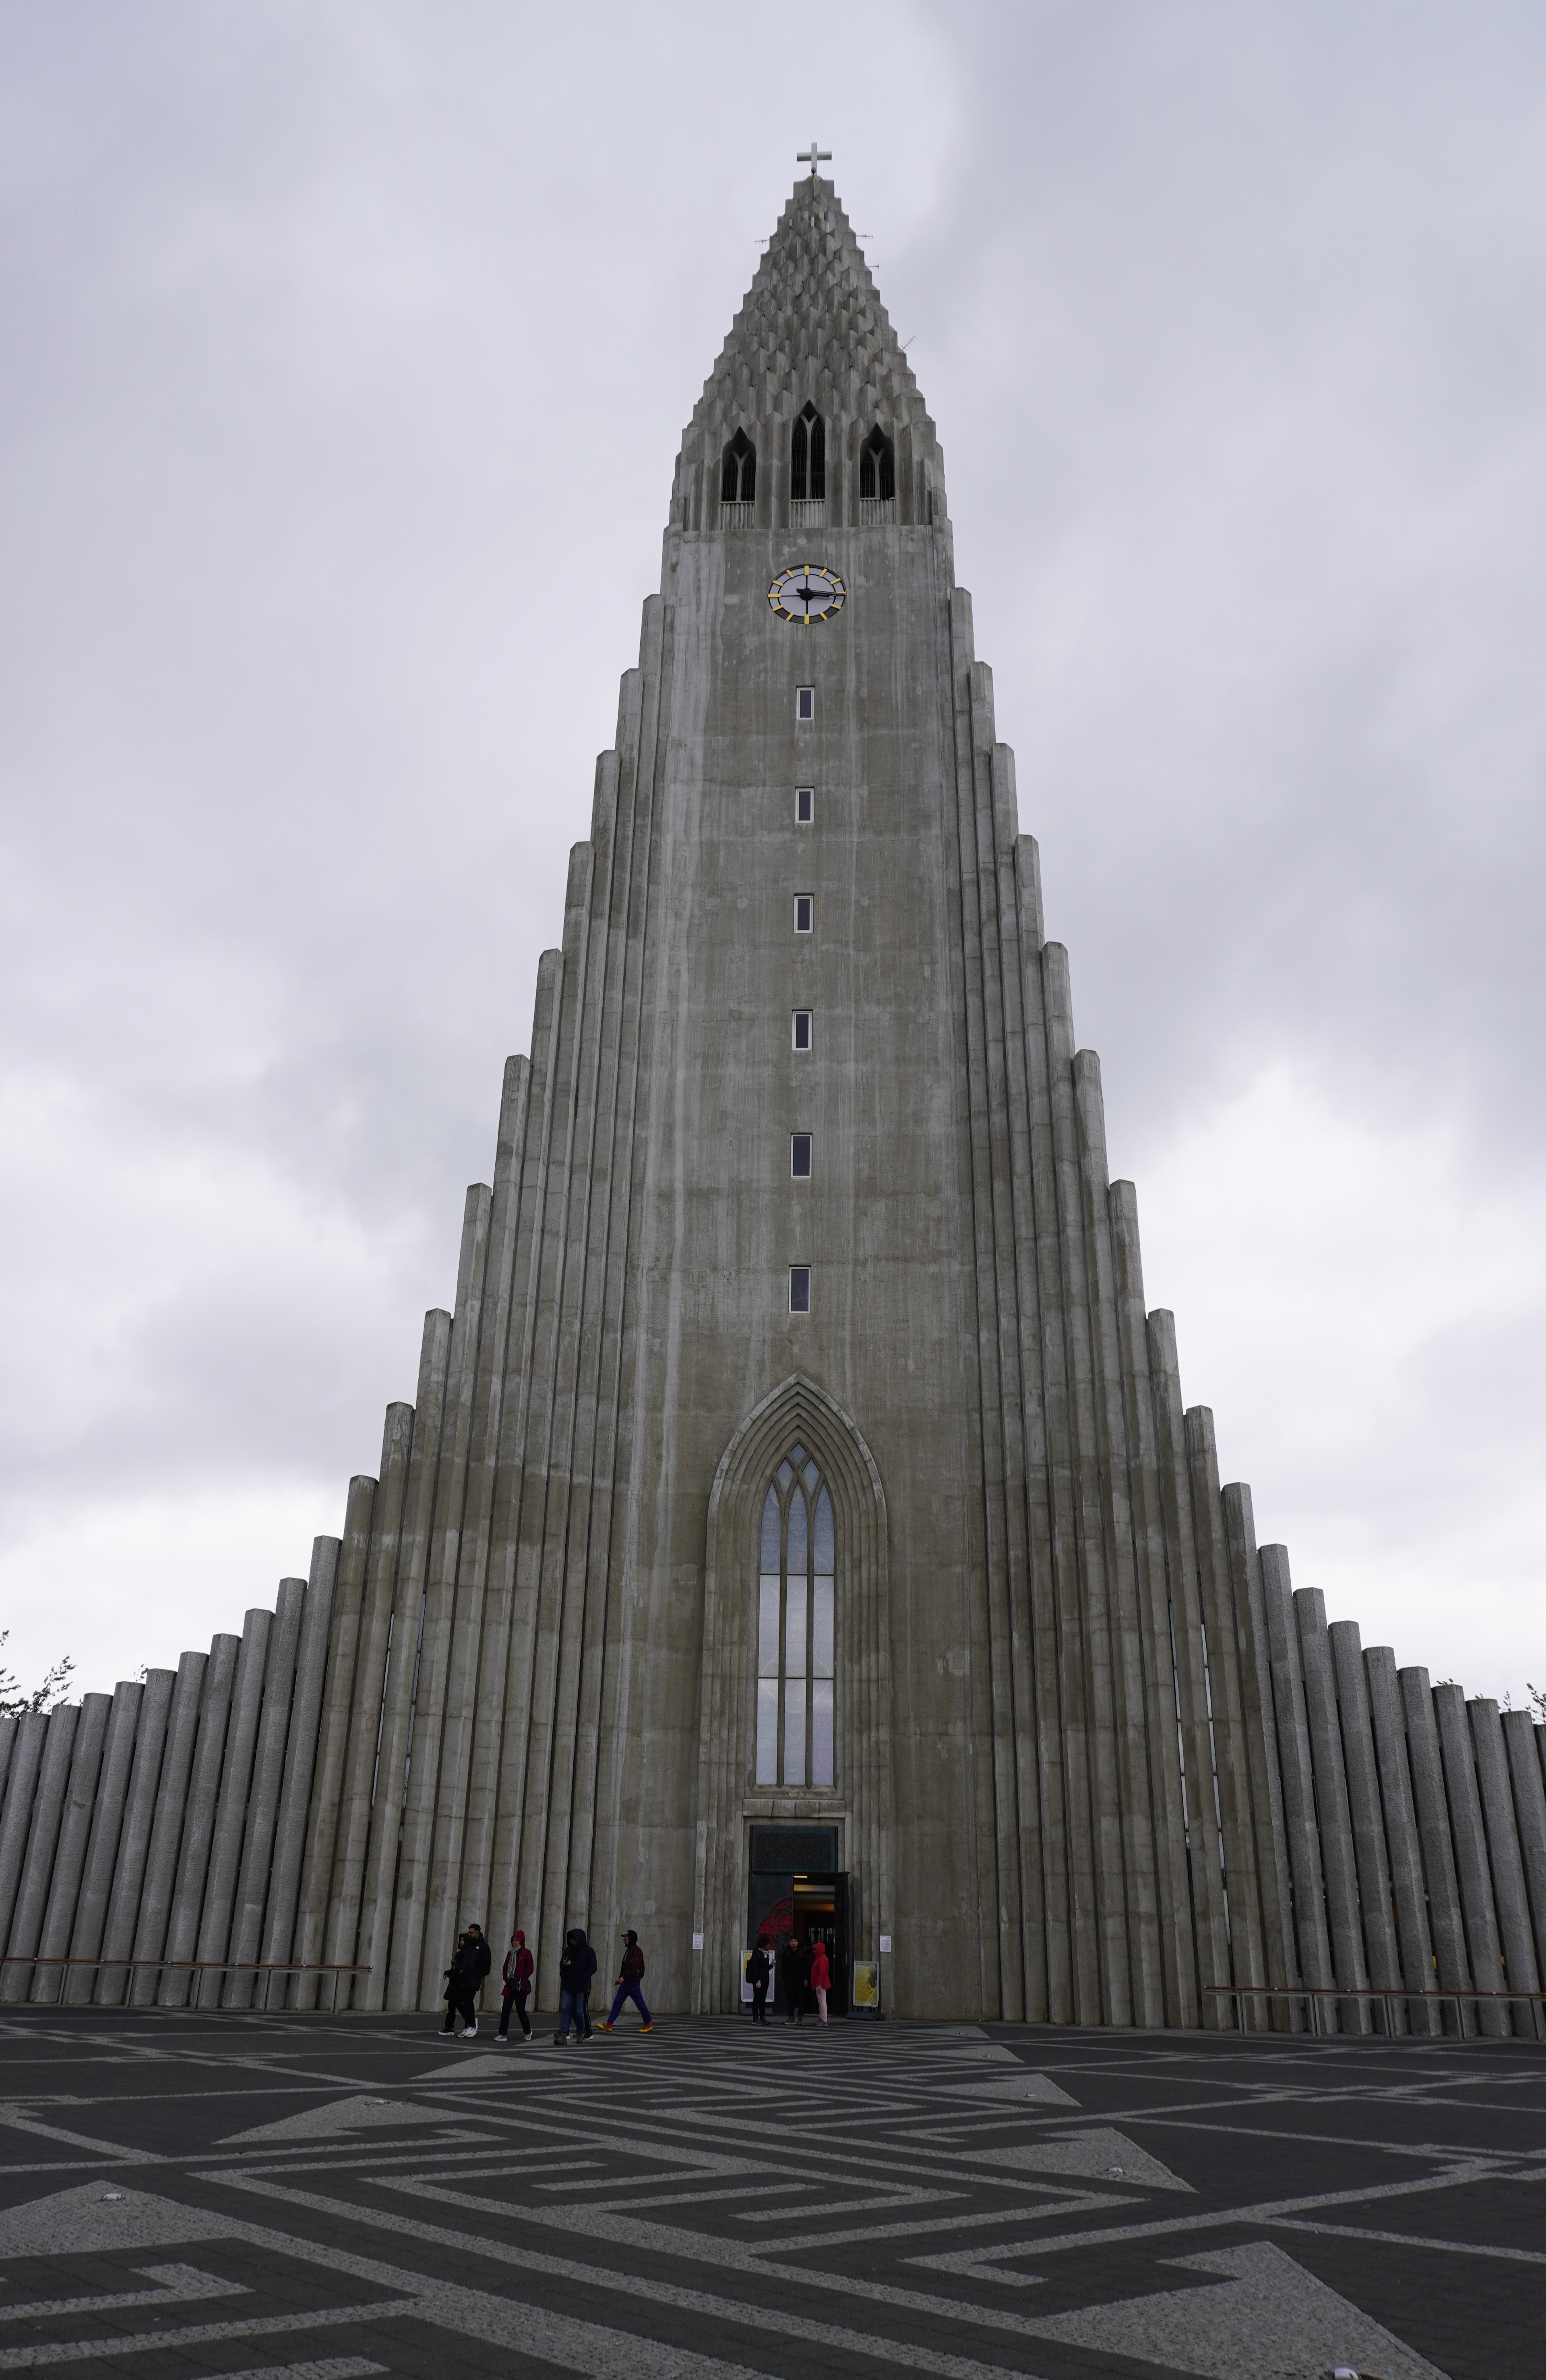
[598,1930,653,2033]
[809,1937,831,2024]
[442,1923,491,2037]
[554,1927,598,2043]
[747,1936,771,2025]
[497,1928,535,2041]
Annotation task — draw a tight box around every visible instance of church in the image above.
[2,167,1544,2036]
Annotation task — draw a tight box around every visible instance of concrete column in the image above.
[1292,1591,1370,2030]
[1362,1648,1441,2034]
[0,1713,48,1963]
[1432,1682,1508,2037]
[1258,1548,1334,2014]
[1399,1667,1475,2033]
[225,1578,306,2006]
[128,1650,207,2006]
[1186,1410,1269,2003]
[193,1608,273,2007]
[158,1634,240,2007]
[0,1703,80,2003]
[1501,1709,1546,1984]
[1220,1484,1297,2017]
[1327,1621,1403,2020]
[64,1681,142,2004]
[262,1535,342,2002]
[0,1714,16,1809]
[1469,1699,1541,2037]
[95,1669,175,2004]
[32,1694,110,2005]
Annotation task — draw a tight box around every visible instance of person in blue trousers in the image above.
[598,1931,653,2032]
[554,1928,597,2043]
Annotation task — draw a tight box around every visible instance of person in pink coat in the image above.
[809,1940,831,2024]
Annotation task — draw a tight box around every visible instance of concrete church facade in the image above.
[4,174,1546,2035]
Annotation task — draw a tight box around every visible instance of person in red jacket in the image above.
[809,1938,831,2025]
[598,1930,653,2032]
[496,1929,534,2041]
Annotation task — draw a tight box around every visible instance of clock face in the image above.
[768,563,846,625]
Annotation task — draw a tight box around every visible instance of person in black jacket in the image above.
[444,1923,492,2038]
[747,1936,771,2025]
[554,1927,598,2043]
[441,1932,468,2034]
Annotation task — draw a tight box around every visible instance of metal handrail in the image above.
[1205,1981,1546,2040]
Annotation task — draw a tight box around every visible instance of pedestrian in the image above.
[809,1937,831,2025]
[747,1936,771,2025]
[598,1930,653,2032]
[496,1928,534,2042]
[440,1932,468,2034]
[442,1924,490,2037]
[778,1933,802,2027]
[553,1927,597,2043]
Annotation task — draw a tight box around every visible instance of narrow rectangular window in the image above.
[796,786,814,823]
[796,687,814,722]
[755,1678,779,1785]
[794,894,812,933]
[789,1265,810,1313]
[791,1133,812,1178]
[792,1010,811,1051]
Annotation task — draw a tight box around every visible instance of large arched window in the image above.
[756,1445,835,1788]
[860,425,895,502]
[790,403,825,501]
[721,429,756,504]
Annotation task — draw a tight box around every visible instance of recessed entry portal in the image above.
[747,1823,849,2016]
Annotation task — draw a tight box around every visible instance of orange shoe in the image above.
[640,2022,654,2033]
[597,2019,613,2031]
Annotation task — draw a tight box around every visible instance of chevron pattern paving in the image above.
[0,2012,1541,2378]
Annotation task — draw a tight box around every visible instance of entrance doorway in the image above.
[746,1825,849,2017]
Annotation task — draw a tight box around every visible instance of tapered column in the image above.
[264,1535,341,1997]
[128,1650,206,2006]
[1501,1709,1546,1983]
[159,1636,240,2006]
[193,1609,272,2006]
[0,1713,48,1961]
[0,1715,16,1809]
[1186,1410,1268,2001]
[33,1694,110,2004]
[1363,1649,1441,2034]
[0,1704,80,2003]
[65,1682,141,2004]
[96,1670,174,2004]
[1327,1620,1402,2023]
[1432,1682,1507,2036]
[223,1579,305,2005]
[1258,1548,1334,2014]
[1469,1698,1541,2037]
[1400,1668,1474,2033]
[291,1490,378,2004]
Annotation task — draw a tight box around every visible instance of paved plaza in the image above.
[0,2008,1541,2379]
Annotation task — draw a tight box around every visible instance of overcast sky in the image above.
[2,1,1542,1709]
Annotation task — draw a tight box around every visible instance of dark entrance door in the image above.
[747,1826,848,2016]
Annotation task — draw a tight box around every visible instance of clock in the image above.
[768,563,846,625]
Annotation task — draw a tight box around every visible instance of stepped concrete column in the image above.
[129,1650,207,2006]
[1220,1484,1297,2023]
[33,1694,111,2005]
[1258,1548,1333,2021]
[193,1609,273,2007]
[0,1714,49,1963]
[64,1682,142,2004]
[263,1536,341,2002]
[1469,1699,1541,2038]
[1362,1648,1441,2035]
[1501,1709,1546,1984]
[1327,1620,1403,2025]
[1401,1669,1476,2034]
[1293,1589,1370,2029]
[1432,1682,1508,2037]
[0,1703,80,2003]
[225,1578,306,2007]
[159,1635,240,2007]
[0,1715,16,1808]
[96,1670,175,2004]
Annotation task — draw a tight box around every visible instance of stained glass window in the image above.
[753,1452,836,1789]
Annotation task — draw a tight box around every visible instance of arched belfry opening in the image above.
[721,428,756,503]
[790,402,825,502]
[690,1374,893,2014]
[860,424,895,502]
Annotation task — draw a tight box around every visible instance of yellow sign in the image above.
[852,1959,879,2009]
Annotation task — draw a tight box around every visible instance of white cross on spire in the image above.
[798,139,831,178]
